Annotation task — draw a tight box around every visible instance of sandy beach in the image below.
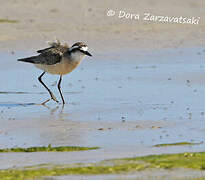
[0,0,205,179]
[0,0,205,52]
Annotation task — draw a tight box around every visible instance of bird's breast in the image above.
[35,57,81,75]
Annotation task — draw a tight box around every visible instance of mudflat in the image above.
[0,0,205,180]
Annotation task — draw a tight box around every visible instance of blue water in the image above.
[0,47,205,154]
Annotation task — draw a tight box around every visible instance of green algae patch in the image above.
[191,177,205,180]
[0,164,147,180]
[0,145,99,153]
[123,152,205,170]
[153,142,200,147]
[0,18,18,23]
[1,152,205,179]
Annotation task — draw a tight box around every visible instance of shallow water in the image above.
[0,47,205,168]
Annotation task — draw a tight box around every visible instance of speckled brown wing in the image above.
[37,42,69,54]
[35,43,69,65]
[18,43,69,65]
[18,49,62,65]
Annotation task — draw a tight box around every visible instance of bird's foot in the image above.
[62,100,65,105]
[50,93,59,103]
[40,98,51,105]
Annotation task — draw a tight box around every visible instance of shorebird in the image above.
[18,40,92,105]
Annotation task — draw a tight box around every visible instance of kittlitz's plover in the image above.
[18,40,92,105]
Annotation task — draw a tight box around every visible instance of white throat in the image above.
[70,51,85,62]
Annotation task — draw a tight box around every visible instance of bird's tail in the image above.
[17,56,38,64]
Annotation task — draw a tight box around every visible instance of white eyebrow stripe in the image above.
[69,46,78,51]
[69,46,88,52]
[80,46,88,51]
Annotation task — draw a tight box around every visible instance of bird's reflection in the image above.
[41,103,65,117]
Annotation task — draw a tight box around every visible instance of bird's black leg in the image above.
[57,75,65,104]
[38,71,59,104]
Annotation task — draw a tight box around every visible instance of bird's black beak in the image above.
[84,51,92,57]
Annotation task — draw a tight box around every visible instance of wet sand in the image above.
[0,0,205,179]
[1,48,205,179]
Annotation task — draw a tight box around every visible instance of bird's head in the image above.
[69,42,92,58]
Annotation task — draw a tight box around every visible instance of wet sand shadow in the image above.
[0,102,36,107]
[0,102,65,117]
[0,91,82,108]
[0,91,45,95]
[0,91,82,95]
